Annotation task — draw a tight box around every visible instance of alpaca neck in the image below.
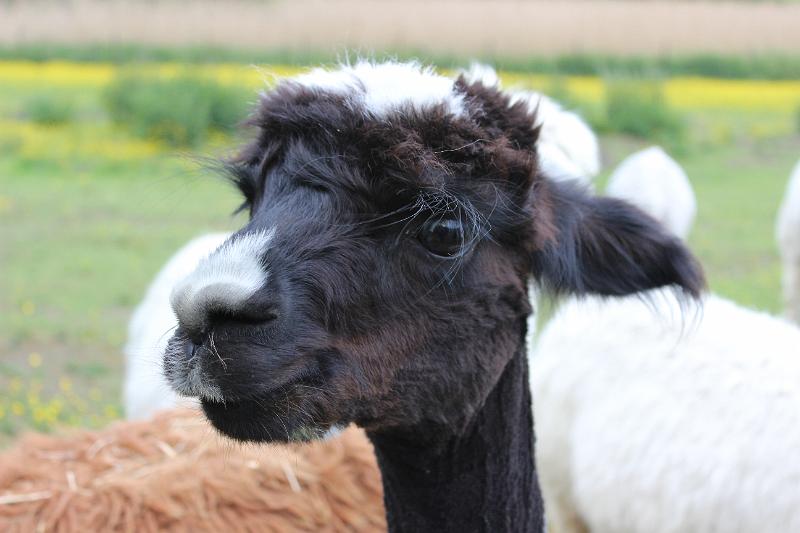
[367,338,543,533]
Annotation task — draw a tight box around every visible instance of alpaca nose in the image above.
[170,229,276,336]
[176,289,280,347]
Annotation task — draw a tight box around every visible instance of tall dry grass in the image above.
[2,0,800,56]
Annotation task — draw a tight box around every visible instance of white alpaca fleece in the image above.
[525,92,601,181]
[606,146,697,239]
[531,290,800,533]
[460,63,601,183]
[776,158,800,323]
[124,233,231,420]
[294,60,467,118]
[170,229,274,334]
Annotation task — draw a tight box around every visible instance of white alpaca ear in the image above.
[606,146,697,240]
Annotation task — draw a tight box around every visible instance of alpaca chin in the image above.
[200,393,338,444]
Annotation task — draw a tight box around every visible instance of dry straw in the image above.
[0,409,385,532]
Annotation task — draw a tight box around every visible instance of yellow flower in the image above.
[11,402,24,416]
[0,195,12,213]
[20,300,35,316]
[32,406,47,424]
[26,391,40,407]
[28,352,42,368]
[59,376,73,393]
[89,388,102,402]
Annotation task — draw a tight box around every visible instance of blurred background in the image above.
[1,0,799,443]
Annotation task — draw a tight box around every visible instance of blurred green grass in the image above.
[0,152,245,441]
[0,63,797,443]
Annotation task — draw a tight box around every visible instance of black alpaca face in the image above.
[163,62,704,443]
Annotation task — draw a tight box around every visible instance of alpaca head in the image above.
[164,62,704,443]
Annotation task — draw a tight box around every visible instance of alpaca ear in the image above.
[531,179,705,298]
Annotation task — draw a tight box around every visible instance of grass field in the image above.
[1,60,799,443]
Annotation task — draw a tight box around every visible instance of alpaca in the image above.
[606,146,697,239]
[160,60,703,532]
[0,409,385,532]
[530,149,799,532]
[777,158,800,323]
[123,64,601,422]
[124,233,229,419]
[531,290,800,533]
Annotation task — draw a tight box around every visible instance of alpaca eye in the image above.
[419,217,464,258]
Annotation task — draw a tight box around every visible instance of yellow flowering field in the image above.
[1,360,120,434]
[1,61,798,113]
[500,73,800,112]
[0,120,162,161]
[0,61,302,89]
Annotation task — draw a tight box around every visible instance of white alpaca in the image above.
[530,147,800,531]
[530,93,601,182]
[462,63,601,183]
[531,291,800,533]
[124,233,230,420]
[606,146,697,239]
[777,158,800,324]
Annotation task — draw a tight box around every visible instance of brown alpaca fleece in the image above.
[0,409,385,532]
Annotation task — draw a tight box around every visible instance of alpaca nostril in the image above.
[185,338,201,358]
[178,327,209,356]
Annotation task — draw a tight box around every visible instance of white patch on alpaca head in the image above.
[170,229,275,333]
[293,60,467,118]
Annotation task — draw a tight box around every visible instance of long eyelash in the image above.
[225,164,259,214]
[189,154,259,214]
[232,200,251,216]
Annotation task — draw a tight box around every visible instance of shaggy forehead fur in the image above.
[231,61,546,250]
